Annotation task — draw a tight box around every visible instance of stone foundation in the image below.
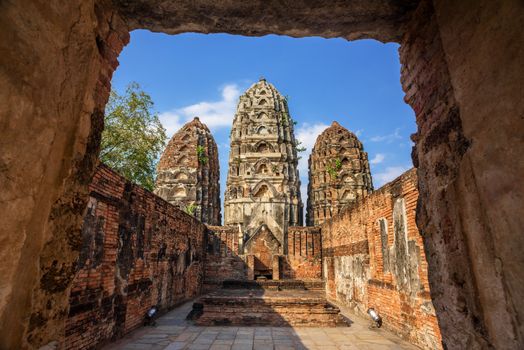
[195,289,347,327]
[221,279,325,291]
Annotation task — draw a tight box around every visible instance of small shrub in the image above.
[196,145,208,164]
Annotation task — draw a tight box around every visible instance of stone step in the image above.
[220,279,326,291]
[191,288,348,327]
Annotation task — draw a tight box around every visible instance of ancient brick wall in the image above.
[204,226,322,284]
[282,227,322,280]
[65,164,205,349]
[322,169,441,349]
[398,1,524,347]
[204,226,246,289]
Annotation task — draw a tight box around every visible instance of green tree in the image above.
[100,82,167,191]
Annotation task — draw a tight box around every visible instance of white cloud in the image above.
[370,153,385,165]
[159,84,241,137]
[295,122,330,176]
[355,129,364,137]
[373,165,410,188]
[300,183,308,214]
[157,113,184,138]
[370,128,402,143]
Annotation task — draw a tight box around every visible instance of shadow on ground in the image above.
[105,299,419,350]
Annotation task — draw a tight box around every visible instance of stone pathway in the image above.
[105,301,419,350]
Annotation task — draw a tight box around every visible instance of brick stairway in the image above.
[190,280,348,327]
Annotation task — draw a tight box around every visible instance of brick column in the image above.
[272,255,281,280]
[246,255,255,280]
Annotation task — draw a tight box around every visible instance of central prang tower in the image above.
[224,78,303,256]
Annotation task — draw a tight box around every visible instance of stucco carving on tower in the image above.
[306,121,373,226]
[224,78,303,256]
[155,117,221,225]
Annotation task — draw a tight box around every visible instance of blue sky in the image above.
[111,30,416,209]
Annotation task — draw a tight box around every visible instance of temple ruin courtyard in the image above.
[107,301,418,350]
[1,1,522,349]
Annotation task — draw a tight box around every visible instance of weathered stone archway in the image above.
[0,0,522,348]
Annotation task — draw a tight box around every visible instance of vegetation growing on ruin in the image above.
[295,140,307,153]
[295,139,307,160]
[100,82,166,191]
[197,145,208,164]
[184,203,199,216]
[326,158,343,179]
[280,112,290,126]
[279,97,298,127]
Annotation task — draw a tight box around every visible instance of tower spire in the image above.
[224,79,303,255]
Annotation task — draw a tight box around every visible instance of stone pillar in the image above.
[246,255,255,280]
[238,224,244,254]
[272,255,281,280]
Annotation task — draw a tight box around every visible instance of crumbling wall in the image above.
[401,1,524,348]
[204,226,246,289]
[322,217,370,313]
[322,169,441,349]
[65,164,205,349]
[0,1,130,348]
[203,226,321,284]
[282,227,322,280]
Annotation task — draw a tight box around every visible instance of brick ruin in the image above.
[223,78,303,268]
[306,121,373,226]
[58,81,441,349]
[155,117,221,225]
[205,80,320,283]
[204,225,322,288]
[1,1,522,349]
[322,169,441,348]
[66,164,205,349]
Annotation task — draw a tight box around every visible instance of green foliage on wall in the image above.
[326,158,343,179]
[197,145,208,164]
[184,203,199,216]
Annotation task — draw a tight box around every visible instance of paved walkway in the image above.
[105,301,418,350]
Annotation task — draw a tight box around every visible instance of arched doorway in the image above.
[0,1,522,349]
[244,225,281,280]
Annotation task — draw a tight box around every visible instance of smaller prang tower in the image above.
[306,121,373,226]
[155,117,221,225]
